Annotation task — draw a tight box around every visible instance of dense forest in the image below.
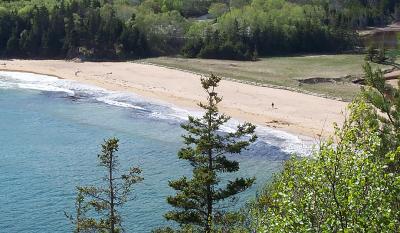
[0,0,398,59]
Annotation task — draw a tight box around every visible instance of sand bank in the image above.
[0,59,348,138]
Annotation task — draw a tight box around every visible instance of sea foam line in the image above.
[0,71,314,156]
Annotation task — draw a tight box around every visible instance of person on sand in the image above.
[272,102,275,109]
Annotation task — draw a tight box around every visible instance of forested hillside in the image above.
[319,0,400,28]
[0,0,398,60]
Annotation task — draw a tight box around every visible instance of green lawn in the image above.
[139,54,385,101]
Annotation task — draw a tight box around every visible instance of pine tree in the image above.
[164,74,257,232]
[365,47,400,69]
[77,138,143,233]
[65,188,97,233]
[361,62,400,173]
[363,49,400,154]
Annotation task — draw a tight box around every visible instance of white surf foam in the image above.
[96,93,146,110]
[0,71,314,156]
[150,103,314,156]
[222,118,314,156]
[0,80,14,89]
[0,71,147,111]
[0,71,99,95]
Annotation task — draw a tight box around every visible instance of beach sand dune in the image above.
[0,59,348,138]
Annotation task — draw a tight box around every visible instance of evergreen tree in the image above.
[6,28,19,56]
[65,188,97,233]
[247,98,400,232]
[361,52,400,173]
[246,55,400,232]
[77,138,143,233]
[365,47,400,69]
[164,74,257,232]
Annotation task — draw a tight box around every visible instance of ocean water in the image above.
[0,71,312,232]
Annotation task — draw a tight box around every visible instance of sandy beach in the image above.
[0,59,348,138]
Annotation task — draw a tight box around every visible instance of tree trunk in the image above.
[109,154,115,233]
[205,95,213,233]
[206,146,213,233]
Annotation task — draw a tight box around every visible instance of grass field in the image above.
[140,54,384,101]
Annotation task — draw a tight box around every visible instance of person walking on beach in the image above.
[271,102,275,109]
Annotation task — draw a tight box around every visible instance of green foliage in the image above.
[229,0,250,9]
[247,98,400,232]
[135,9,188,55]
[0,0,149,59]
[65,188,98,233]
[208,3,228,18]
[0,0,395,60]
[318,0,399,28]
[361,62,400,172]
[365,47,400,69]
[183,0,356,60]
[69,138,143,233]
[177,0,212,17]
[136,0,214,17]
[163,74,257,232]
[244,55,400,232]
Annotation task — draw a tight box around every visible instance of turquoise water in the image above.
[0,72,310,232]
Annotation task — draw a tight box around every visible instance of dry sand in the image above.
[0,59,348,138]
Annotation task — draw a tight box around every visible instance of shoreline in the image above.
[0,59,348,138]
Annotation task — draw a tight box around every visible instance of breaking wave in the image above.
[0,71,314,156]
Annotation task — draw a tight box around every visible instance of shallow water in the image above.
[0,71,312,232]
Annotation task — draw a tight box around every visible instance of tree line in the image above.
[66,51,400,232]
[183,0,357,60]
[0,0,398,60]
[319,0,400,28]
[0,0,149,59]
